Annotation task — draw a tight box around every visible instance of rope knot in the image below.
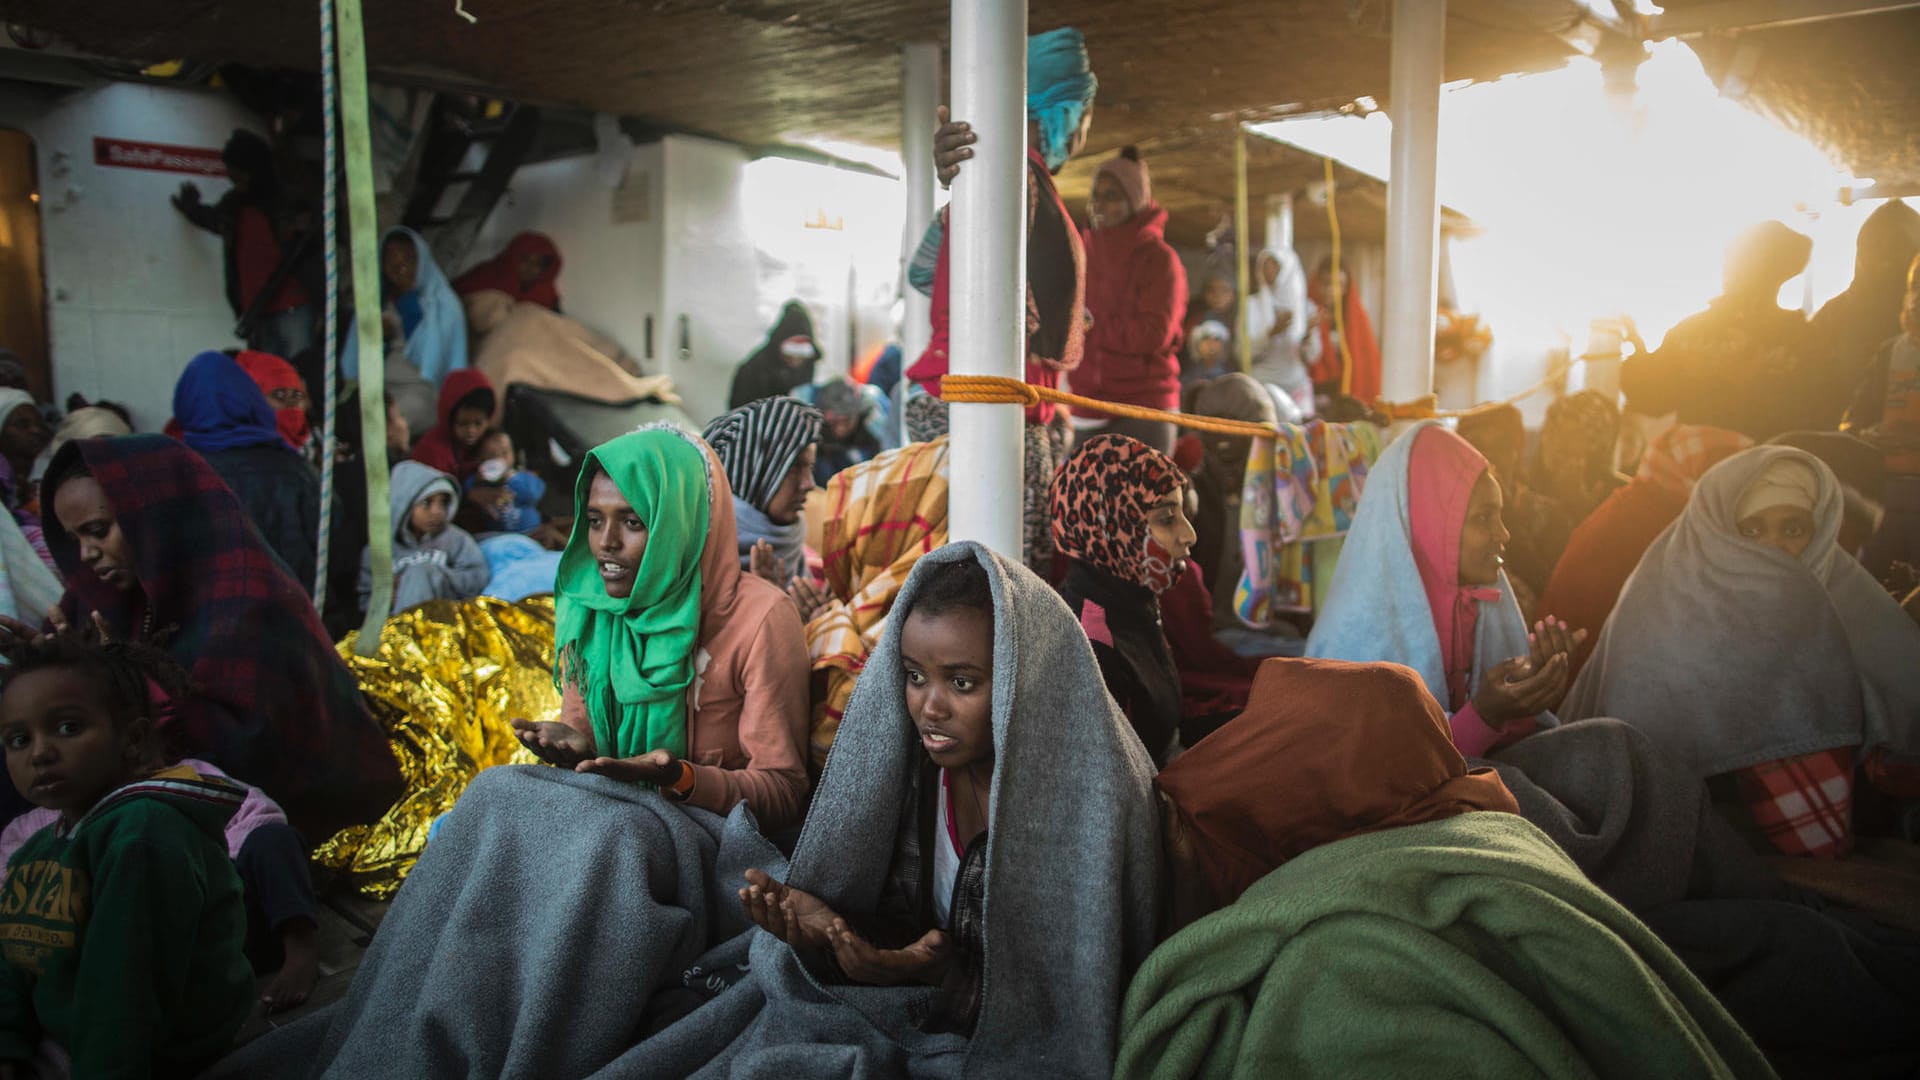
[936,374,1042,408]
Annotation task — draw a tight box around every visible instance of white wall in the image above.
[463,142,666,375]
[660,135,762,425]
[0,82,256,430]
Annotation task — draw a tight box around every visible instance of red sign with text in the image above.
[92,137,227,177]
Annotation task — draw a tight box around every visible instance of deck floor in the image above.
[233,889,388,1045]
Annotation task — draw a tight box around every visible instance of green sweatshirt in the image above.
[0,766,253,1079]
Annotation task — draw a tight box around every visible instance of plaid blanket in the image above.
[804,438,949,768]
[44,435,402,841]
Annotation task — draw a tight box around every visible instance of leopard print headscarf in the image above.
[1049,434,1187,595]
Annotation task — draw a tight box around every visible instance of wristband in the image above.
[666,759,696,800]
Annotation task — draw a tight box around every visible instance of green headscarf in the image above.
[554,427,711,763]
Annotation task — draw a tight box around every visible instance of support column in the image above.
[899,42,940,377]
[1234,126,1252,374]
[1265,192,1295,255]
[948,0,1027,557]
[1381,0,1445,405]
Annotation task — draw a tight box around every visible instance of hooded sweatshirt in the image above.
[0,765,253,1078]
[409,368,497,482]
[1075,203,1187,414]
[360,461,491,615]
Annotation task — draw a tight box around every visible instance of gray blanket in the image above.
[603,542,1162,1079]
[206,765,780,1079]
[1485,718,1782,912]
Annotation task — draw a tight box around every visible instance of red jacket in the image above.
[908,148,1085,425]
[1073,203,1186,415]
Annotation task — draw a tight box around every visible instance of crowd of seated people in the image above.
[1,29,1917,1078]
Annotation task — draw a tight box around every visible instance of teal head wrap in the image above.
[1028,27,1097,172]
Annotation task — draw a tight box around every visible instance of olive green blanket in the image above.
[1118,812,1775,1079]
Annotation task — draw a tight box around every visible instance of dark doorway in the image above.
[0,129,48,398]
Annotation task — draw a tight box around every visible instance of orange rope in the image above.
[938,353,1575,434]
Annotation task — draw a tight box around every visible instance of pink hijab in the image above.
[1407,426,1499,711]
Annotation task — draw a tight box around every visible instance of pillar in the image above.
[1381,0,1445,405]
[947,0,1027,557]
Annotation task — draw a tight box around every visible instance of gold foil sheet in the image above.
[313,596,558,898]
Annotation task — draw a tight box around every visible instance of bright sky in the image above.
[1253,39,1908,352]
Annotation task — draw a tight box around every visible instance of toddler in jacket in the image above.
[362,460,492,615]
[0,635,252,1078]
[460,429,546,536]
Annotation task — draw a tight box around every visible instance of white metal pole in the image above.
[901,43,939,363]
[1382,0,1445,405]
[899,42,940,446]
[948,0,1026,557]
[1266,192,1295,254]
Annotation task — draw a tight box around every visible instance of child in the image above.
[732,547,1160,1063]
[0,634,253,1078]
[362,460,491,616]
[458,429,545,536]
[409,369,495,482]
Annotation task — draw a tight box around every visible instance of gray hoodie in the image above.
[359,460,491,615]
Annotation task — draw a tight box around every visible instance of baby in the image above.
[461,429,546,536]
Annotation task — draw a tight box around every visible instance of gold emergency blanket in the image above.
[313,596,558,897]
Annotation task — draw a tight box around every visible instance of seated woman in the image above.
[171,350,322,590]
[678,543,1158,1075]
[512,423,812,832]
[1124,656,1770,1078]
[205,429,817,1079]
[1307,422,1585,758]
[454,231,563,312]
[1051,434,1198,764]
[2,434,401,843]
[702,396,822,586]
[794,376,892,486]
[1563,446,1920,859]
[234,349,315,457]
[1180,374,1279,632]
[343,226,468,434]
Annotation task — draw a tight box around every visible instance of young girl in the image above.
[710,542,1158,1075]
[1563,446,1920,857]
[1308,422,1585,758]
[1051,434,1198,764]
[0,633,253,1078]
[703,396,822,585]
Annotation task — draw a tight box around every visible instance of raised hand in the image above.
[828,921,951,987]
[510,718,596,770]
[934,106,975,188]
[788,576,829,623]
[1473,654,1568,728]
[749,540,784,588]
[739,867,839,951]
[1525,617,1586,672]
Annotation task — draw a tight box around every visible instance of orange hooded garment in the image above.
[1157,657,1519,907]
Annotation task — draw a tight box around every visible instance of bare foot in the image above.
[262,918,320,1014]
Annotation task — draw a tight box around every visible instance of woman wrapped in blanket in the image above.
[1126,656,1771,1079]
[1563,446,1920,859]
[1050,434,1199,764]
[658,542,1158,1078]
[0,435,401,842]
[1307,422,1587,757]
[511,423,813,834]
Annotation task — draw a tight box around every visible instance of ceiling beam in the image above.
[1649,0,1920,37]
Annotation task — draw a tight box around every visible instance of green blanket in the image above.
[1118,813,1775,1079]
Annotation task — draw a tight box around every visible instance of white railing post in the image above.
[1382,0,1446,405]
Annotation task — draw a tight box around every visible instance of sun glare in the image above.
[1254,40,1891,359]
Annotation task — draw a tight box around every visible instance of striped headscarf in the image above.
[702,397,823,513]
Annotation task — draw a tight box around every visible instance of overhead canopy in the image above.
[6,0,1915,242]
